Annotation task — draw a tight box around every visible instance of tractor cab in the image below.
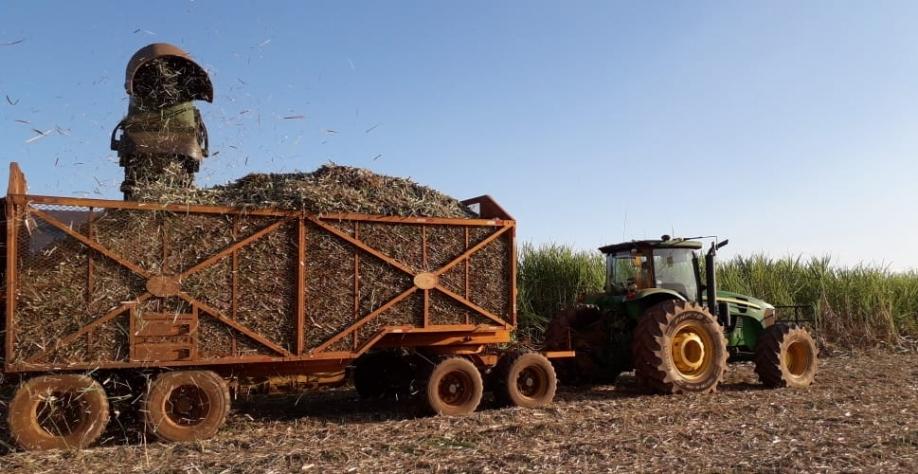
[599,237,703,302]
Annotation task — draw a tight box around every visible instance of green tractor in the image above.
[544,236,818,393]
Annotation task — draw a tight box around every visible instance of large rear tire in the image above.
[422,357,483,416]
[632,300,728,394]
[8,374,110,451]
[494,352,557,408]
[754,324,818,388]
[144,370,230,443]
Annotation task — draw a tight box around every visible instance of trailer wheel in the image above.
[632,300,728,394]
[754,324,818,388]
[8,374,110,451]
[144,370,230,442]
[494,352,557,408]
[423,358,483,416]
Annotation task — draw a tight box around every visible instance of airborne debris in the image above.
[24,129,52,144]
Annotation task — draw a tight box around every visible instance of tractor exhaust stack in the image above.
[706,239,729,324]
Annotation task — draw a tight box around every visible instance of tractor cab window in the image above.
[606,252,652,293]
[652,249,698,300]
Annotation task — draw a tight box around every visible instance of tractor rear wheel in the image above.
[494,352,557,408]
[8,374,110,451]
[754,324,818,388]
[631,300,728,394]
[422,357,483,416]
[143,370,230,443]
[544,306,621,384]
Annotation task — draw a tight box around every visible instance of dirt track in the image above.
[1,351,916,473]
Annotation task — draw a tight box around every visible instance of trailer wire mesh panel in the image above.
[4,190,515,373]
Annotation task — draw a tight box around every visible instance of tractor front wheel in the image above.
[754,324,818,388]
[631,300,728,394]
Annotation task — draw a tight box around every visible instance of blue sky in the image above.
[2,1,917,269]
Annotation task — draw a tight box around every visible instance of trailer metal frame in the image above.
[1,163,524,376]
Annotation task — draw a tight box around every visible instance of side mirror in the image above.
[716,239,729,250]
[110,121,124,151]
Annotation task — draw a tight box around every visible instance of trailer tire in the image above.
[8,374,110,451]
[754,324,818,388]
[632,300,727,394]
[144,370,230,443]
[494,352,557,408]
[423,358,483,416]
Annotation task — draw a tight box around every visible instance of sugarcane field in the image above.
[1,3,917,473]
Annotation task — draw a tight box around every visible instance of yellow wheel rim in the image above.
[671,321,714,380]
[784,340,811,377]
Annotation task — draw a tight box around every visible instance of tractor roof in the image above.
[599,238,703,254]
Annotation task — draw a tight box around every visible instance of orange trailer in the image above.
[0,163,570,451]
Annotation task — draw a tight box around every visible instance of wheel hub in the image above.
[439,372,470,405]
[784,340,811,377]
[36,391,87,437]
[516,367,545,398]
[166,385,211,426]
[672,329,707,375]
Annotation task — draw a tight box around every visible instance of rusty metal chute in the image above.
[115,43,212,199]
[124,42,213,102]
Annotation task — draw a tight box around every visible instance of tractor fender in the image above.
[625,288,686,319]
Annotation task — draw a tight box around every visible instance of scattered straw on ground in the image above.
[1,351,914,472]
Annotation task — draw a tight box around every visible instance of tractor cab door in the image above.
[650,248,699,301]
[605,251,653,294]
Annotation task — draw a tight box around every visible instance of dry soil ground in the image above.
[1,351,916,473]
